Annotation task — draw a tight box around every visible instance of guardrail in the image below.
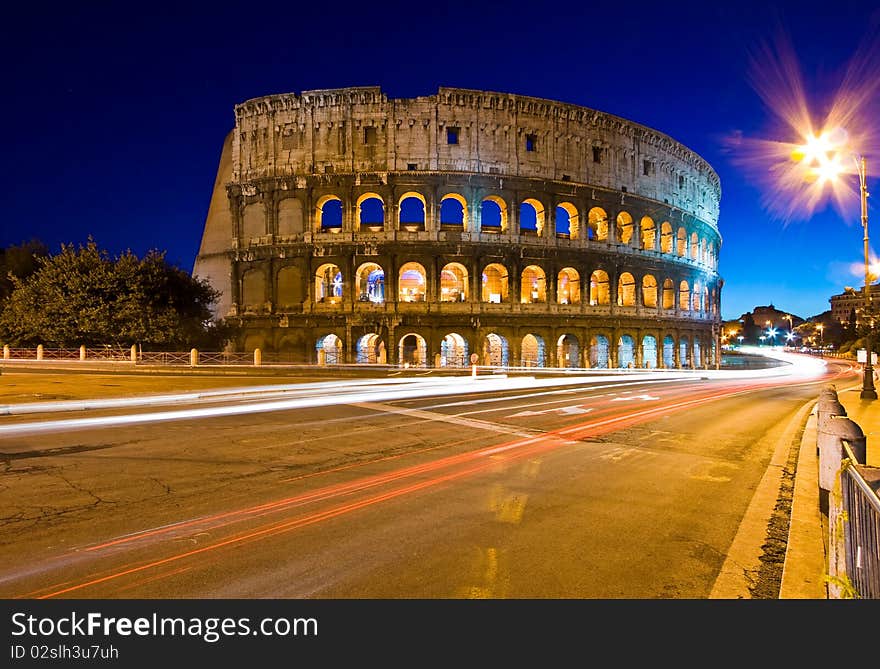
[838,442,880,599]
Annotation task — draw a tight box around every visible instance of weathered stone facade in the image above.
[194,86,723,368]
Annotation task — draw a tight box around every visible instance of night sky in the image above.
[2,1,879,321]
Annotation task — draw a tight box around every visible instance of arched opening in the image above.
[640,216,656,250]
[677,227,687,257]
[642,335,658,369]
[662,335,675,368]
[276,265,305,309]
[398,333,427,367]
[618,335,635,368]
[241,268,265,308]
[480,196,507,233]
[556,202,579,239]
[662,278,675,309]
[398,262,427,302]
[679,280,690,311]
[520,199,545,236]
[557,268,580,304]
[520,265,547,304]
[616,211,634,245]
[315,195,343,232]
[642,274,658,308]
[315,263,343,303]
[692,282,701,312]
[521,334,546,368]
[440,333,468,367]
[590,270,610,305]
[356,262,385,303]
[398,192,426,231]
[708,242,715,268]
[482,263,509,303]
[440,262,468,302]
[557,334,579,369]
[588,207,608,241]
[483,333,509,367]
[277,199,304,236]
[440,193,468,230]
[357,193,385,231]
[704,286,710,313]
[660,221,673,253]
[590,335,610,368]
[356,333,386,364]
[617,272,636,307]
[690,232,699,260]
[700,238,707,264]
[680,336,691,368]
[316,334,342,365]
[694,339,702,368]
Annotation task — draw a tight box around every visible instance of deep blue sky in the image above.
[2,1,878,321]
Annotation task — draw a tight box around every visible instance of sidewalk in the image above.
[780,380,880,598]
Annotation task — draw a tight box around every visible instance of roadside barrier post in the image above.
[80,345,86,361]
[3,345,9,360]
[36,344,43,361]
[190,348,199,366]
[254,348,262,367]
[130,345,137,363]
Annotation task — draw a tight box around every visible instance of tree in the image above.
[0,239,237,349]
[0,239,48,302]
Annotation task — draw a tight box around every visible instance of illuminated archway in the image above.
[589,335,610,369]
[398,192,426,231]
[398,333,427,367]
[557,334,579,369]
[521,198,546,236]
[440,333,468,367]
[356,333,386,364]
[618,335,635,368]
[590,270,610,305]
[662,278,675,309]
[440,193,468,229]
[642,335,658,369]
[483,333,509,367]
[482,263,509,303]
[440,262,468,302]
[679,280,690,311]
[660,221,673,253]
[616,211,634,245]
[520,265,547,304]
[642,274,658,308]
[356,262,385,303]
[315,263,343,303]
[398,262,427,302]
[588,207,608,241]
[640,216,656,250]
[557,268,580,304]
[617,272,636,307]
[481,195,508,233]
[315,195,343,232]
[662,335,675,368]
[356,193,384,230]
[677,228,687,257]
[316,334,342,365]
[556,202,579,239]
[521,334,546,368]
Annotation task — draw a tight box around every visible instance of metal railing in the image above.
[840,441,880,598]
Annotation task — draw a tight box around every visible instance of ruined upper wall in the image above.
[231,86,721,228]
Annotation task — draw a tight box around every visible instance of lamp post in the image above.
[792,133,876,399]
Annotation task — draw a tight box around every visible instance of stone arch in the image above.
[677,227,687,257]
[618,334,636,368]
[640,216,656,250]
[440,262,468,302]
[398,332,427,367]
[398,191,427,231]
[482,263,509,303]
[662,278,675,309]
[521,198,546,236]
[557,334,579,369]
[680,335,691,368]
[440,193,468,229]
[679,280,690,311]
[315,263,344,303]
[356,333,386,364]
[556,202,579,239]
[521,334,546,368]
[694,338,702,367]
[356,262,385,303]
[557,267,580,304]
[356,192,385,230]
[692,282,702,311]
[481,195,508,232]
[642,274,658,308]
[662,335,675,368]
[242,202,265,239]
[690,231,699,260]
[616,211,634,245]
[590,269,610,305]
[617,272,636,307]
[521,265,547,304]
[483,332,510,367]
[276,265,305,309]
[660,221,673,253]
[642,335,658,369]
[589,334,610,368]
[588,207,608,241]
[440,332,468,367]
[315,195,343,232]
[398,262,427,302]
[241,268,265,307]
[316,333,343,365]
[277,198,304,236]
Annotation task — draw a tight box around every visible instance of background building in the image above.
[194,86,723,368]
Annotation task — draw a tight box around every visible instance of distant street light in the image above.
[737,336,744,345]
[759,335,766,345]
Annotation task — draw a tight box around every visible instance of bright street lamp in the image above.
[793,132,876,399]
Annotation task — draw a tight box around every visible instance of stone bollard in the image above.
[3,345,9,360]
[434,353,441,368]
[36,344,43,361]
[130,345,137,363]
[816,391,846,457]
[317,349,326,366]
[190,348,199,366]
[254,348,262,367]
[79,345,86,361]
[818,415,866,515]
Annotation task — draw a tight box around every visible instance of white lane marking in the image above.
[609,394,660,402]
[508,406,594,418]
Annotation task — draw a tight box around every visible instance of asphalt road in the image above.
[0,357,859,598]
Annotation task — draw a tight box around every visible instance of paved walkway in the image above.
[780,378,880,598]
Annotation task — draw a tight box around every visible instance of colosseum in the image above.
[193,86,723,369]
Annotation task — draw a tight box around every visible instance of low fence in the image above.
[816,385,880,598]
